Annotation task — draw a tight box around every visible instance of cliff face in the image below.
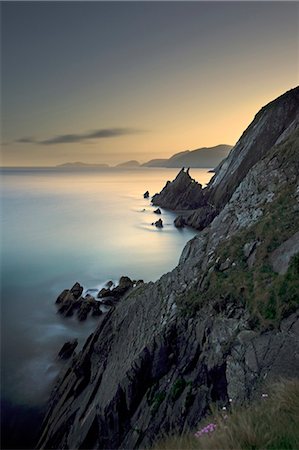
[153,87,299,230]
[38,89,299,450]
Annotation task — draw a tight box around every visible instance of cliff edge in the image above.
[37,88,299,449]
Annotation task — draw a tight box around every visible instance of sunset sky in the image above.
[1,1,298,167]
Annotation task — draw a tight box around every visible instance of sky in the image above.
[1,1,298,167]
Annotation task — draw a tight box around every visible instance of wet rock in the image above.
[70,282,83,299]
[144,191,150,199]
[153,219,163,228]
[77,302,92,321]
[174,215,185,228]
[97,288,111,299]
[106,280,114,289]
[58,339,78,360]
[154,208,161,214]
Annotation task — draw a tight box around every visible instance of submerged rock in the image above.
[144,190,150,198]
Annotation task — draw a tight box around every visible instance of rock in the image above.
[153,219,163,228]
[70,282,83,299]
[174,215,185,228]
[97,288,111,299]
[269,231,299,274]
[111,276,134,298]
[56,289,71,304]
[91,303,103,316]
[100,297,116,306]
[77,302,92,321]
[152,168,204,210]
[58,339,78,359]
[154,208,161,214]
[243,241,258,259]
[144,190,150,199]
[106,280,114,289]
[219,258,231,271]
[136,279,144,287]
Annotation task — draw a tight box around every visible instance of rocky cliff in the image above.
[37,88,299,449]
[154,87,299,230]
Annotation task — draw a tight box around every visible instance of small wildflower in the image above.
[261,393,268,398]
[222,406,227,411]
[194,423,217,439]
[229,398,233,403]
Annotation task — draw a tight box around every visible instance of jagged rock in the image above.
[153,219,163,228]
[174,215,185,228]
[97,288,111,299]
[144,191,150,198]
[77,302,92,321]
[152,168,204,210]
[58,339,78,360]
[105,280,114,289]
[154,208,161,214]
[70,282,83,299]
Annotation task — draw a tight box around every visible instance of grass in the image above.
[153,379,299,450]
[177,181,299,329]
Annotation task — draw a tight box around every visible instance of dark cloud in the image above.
[16,137,37,143]
[14,128,144,146]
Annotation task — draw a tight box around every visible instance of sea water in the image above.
[0,167,212,447]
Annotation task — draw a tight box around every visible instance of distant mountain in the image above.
[115,160,140,168]
[56,162,109,169]
[142,144,232,168]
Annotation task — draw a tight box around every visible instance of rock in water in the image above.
[70,282,83,299]
[152,168,204,210]
[143,190,150,198]
[174,215,185,228]
[154,208,161,214]
[58,339,78,359]
[153,218,163,228]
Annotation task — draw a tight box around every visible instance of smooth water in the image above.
[0,167,212,445]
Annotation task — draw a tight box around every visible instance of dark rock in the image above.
[174,215,185,228]
[152,168,204,210]
[77,302,92,321]
[97,288,111,299]
[91,303,103,316]
[70,282,83,299]
[111,276,134,298]
[55,289,70,304]
[136,279,144,287]
[154,219,163,228]
[154,208,161,214]
[106,280,114,289]
[144,191,150,199]
[58,339,78,360]
[100,297,116,306]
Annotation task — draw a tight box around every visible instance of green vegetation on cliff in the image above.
[178,179,299,329]
[154,379,299,450]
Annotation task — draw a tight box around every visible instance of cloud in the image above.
[16,137,37,143]
[13,128,144,146]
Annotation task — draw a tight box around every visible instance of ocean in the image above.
[0,167,212,447]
